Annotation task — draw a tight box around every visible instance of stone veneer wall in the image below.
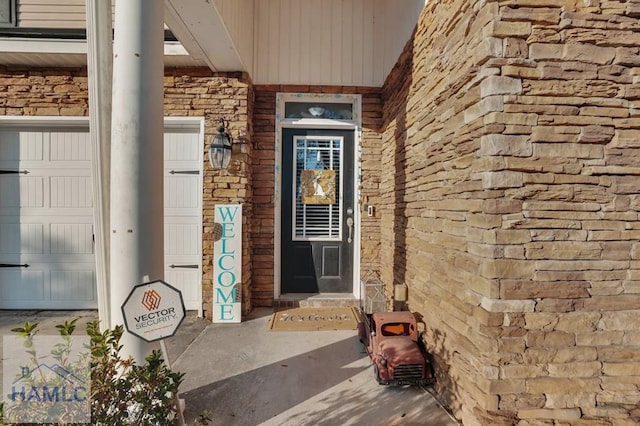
[380,1,640,424]
[0,66,253,321]
[171,69,254,321]
[251,85,383,307]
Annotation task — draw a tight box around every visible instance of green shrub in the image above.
[1,319,208,426]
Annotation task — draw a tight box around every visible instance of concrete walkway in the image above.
[0,308,458,426]
[173,308,458,426]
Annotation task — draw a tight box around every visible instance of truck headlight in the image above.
[381,358,387,367]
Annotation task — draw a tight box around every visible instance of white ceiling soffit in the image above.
[0,38,207,68]
[164,0,245,72]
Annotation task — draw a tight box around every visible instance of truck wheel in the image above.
[373,364,381,383]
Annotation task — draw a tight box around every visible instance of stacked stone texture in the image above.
[381,0,640,424]
[172,70,254,321]
[251,85,383,307]
[251,87,278,307]
[0,66,253,321]
[0,68,89,115]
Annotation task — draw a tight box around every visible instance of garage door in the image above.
[163,129,203,311]
[0,125,202,310]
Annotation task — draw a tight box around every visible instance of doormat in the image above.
[267,307,359,331]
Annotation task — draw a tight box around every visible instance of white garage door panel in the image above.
[165,131,200,161]
[0,268,95,308]
[0,130,44,161]
[165,176,200,210]
[165,269,200,308]
[50,131,92,161]
[0,174,91,212]
[165,220,200,310]
[50,224,93,254]
[165,223,199,256]
[164,130,202,311]
[0,125,203,311]
[50,176,93,208]
[0,175,44,208]
[0,222,44,254]
[50,269,96,301]
[0,269,45,301]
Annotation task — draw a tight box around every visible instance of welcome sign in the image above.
[213,204,242,323]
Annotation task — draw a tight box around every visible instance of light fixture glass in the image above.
[208,118,232,170]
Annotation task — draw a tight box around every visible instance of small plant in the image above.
[3,319,90,424]
[87,320,185,425]
[1,318,203,425]
[194,411,212,425]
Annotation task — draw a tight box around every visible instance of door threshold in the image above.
[275,293,360,308]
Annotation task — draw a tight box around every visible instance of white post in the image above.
[86,0,113,331]
[110,0,164,363]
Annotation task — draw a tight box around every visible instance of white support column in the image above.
[110,0,164,363]
[86,0,113,331]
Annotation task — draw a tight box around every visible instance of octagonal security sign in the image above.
[121,280,186,342]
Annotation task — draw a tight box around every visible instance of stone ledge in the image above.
[481,297,536,312]
[518,408,581,420]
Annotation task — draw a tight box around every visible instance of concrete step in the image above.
[275,293,361,309]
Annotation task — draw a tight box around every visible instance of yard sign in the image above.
[213,204,242,323]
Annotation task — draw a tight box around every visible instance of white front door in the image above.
[0,123,202,310]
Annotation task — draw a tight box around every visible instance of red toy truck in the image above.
[358,311,434,386]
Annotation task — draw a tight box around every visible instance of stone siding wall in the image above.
[252,85,383,307]
[251,86,278,307]
[381,0,640,424]
[167,69,254,320]
[0,66,253,321]
[0,67,89,115]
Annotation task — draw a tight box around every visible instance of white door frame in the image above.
[274,93,362,300]
[0,115,205,316]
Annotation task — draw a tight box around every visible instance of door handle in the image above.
[169,264,199,269]
[347,217,354,243]
[169,170,200,175]
[0,170,29,175]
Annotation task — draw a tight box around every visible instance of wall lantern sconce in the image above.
[208,118,233,170]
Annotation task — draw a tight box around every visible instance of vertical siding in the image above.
[273,1,285,82]
[253,0,423,87]
[378,0,424,83]
[15,0,421,86]
[213,0,254,73]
